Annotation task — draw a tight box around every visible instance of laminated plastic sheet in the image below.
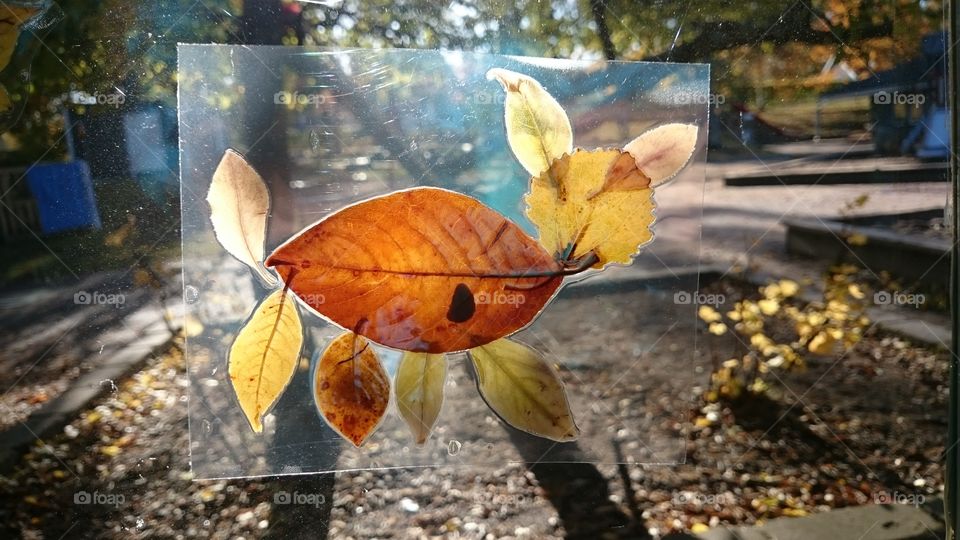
[179,45,710,479]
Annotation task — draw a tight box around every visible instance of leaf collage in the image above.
[205,67,700,447]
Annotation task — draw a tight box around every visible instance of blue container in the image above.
[25,160,101,234]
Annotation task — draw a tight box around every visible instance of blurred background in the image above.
[0,1,953,539]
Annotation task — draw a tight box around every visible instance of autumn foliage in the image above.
[206,68,701,446]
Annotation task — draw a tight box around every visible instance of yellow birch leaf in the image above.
[525,149,656,267]
[808,331,836,355]
[395,352,447,445]
[314,331,390,447]
[622,123,699,187]
[228,288,303,433]
[207,150,278,286]
[487,68,572,177]
[468,338,579,441]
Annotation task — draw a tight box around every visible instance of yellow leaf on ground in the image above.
[314,331,390,447]
[468,338,579,441]
[525,149,656,267]
[487,68,572,177]
[395,352,447,445]
[207,150,278,286]
[698,305,722,323]
[808,331,836,355]
[228,288,303,433]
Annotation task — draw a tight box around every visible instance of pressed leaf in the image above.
[207,149,277,286]
[526,149,657,268]
[228,288,303,433]
[266,187,564,353]
[468,338,579,441]
[314,331,390,447]
[622,123,699,188]
[395,351,447,444]
[487,68,573,177]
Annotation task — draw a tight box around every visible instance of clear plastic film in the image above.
[178,45,711,479]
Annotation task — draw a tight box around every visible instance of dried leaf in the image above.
[468,338,579,441]
[526,149,657,268]
[228,288,303,433]
[395,352,447,444]
[487,68,573,177]
[207,150,277,286]
[622,123,699,188]
[314,331,390,447]
[266,187,564,353]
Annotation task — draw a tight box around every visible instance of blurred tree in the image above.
[0,0,944,162]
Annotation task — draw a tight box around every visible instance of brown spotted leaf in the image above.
[266,187,565,353]
[314,331,390,447]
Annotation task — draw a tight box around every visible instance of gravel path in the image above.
[0,281,948,539]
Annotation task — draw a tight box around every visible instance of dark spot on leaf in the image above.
[446,283,475,323]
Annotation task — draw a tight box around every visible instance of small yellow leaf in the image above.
[846,233,868,246]
[314,331,390,447]
[487,68,572,177]
[395,352,447,445]
[808,332,836,355]
[691,523,710,533]
[100,445,121,457]
[229,288,303,433]
[778,280,799,297]
[526,149,656,267]
[708,322,727,335]
[757,299,779,316]
[848,284,865,299]
[698,305,722,323]
[207,150,278,286]
[468,338,579,441]
[622,123,699,187]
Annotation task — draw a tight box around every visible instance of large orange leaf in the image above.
[266,187,564,353]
